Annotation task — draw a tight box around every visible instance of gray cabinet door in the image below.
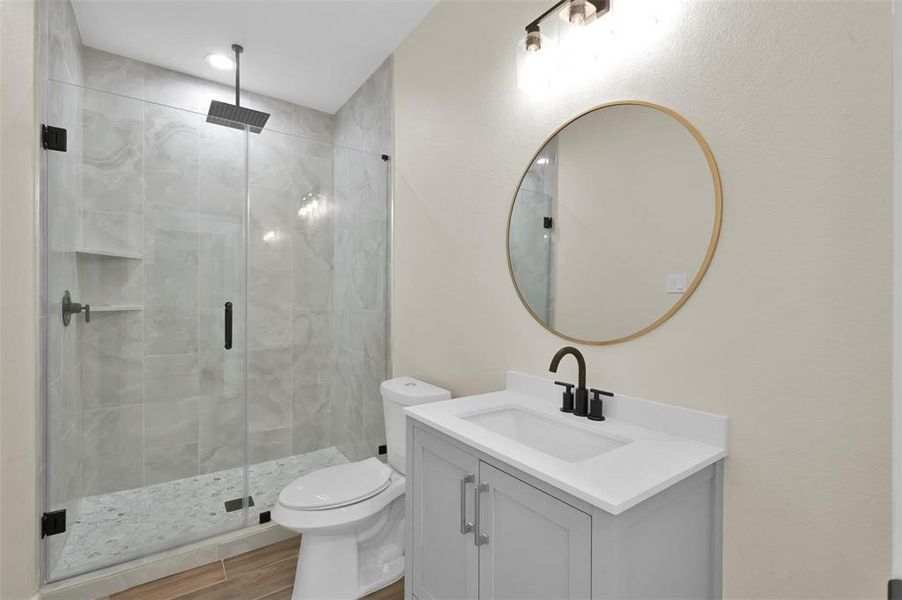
[411,428,480,600]
[476,462,592,600]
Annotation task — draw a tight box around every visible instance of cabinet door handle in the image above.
[474,481,489,546]
[460,474,475,534]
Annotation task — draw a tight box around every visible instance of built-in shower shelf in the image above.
[75,248,143,260]
[90,305,143,313]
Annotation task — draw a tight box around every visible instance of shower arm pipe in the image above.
[232,43,243,107]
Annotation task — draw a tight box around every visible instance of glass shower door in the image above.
[42,80,250,582]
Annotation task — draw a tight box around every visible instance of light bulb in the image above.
[525,25,542,52]
[569,0,587,25]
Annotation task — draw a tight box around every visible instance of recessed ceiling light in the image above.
[205,53,234,70]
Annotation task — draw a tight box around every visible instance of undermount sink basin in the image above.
[462,406,629,463]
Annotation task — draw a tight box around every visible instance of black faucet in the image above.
[549,346,589,417]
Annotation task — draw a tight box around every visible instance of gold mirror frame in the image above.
[506,100,723,345]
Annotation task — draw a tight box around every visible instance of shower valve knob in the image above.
[61,290,90,326]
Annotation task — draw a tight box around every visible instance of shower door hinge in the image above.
[224,496,254,513]
[543,216,553,229]
[41,509,66,538]
[41,125,67,152]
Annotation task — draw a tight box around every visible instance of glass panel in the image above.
[42,80,249,581]
[42,80,392,584]
[240,130,392,516]
[243,127,346,515]
[330,145,390,463]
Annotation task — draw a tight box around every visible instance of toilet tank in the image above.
[380,377,451,474]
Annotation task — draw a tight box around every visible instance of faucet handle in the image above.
[588,388,613,422]
[554,381,575,413]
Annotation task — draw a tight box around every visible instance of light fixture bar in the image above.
[525,0,570,34]
[524,0,609,38]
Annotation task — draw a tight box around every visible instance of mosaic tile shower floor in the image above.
[51,447,348,580]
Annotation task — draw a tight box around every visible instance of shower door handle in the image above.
[224,301,233,350]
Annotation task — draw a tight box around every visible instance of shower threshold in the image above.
[49,447,348,581]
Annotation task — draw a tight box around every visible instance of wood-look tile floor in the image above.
[102,537,404,600]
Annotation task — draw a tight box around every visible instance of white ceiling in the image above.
[71,0,436,113]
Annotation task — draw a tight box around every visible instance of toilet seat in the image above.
[273,464,405,535]
[279,458,392,511]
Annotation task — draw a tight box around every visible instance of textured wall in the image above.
[393,0,892,596]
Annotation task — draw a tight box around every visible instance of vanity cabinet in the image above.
[410,429,590,600]
[407,421,723,600]
[410,430,479,600]
[477,463,591,599]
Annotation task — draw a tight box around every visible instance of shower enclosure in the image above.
[40,22,392,581]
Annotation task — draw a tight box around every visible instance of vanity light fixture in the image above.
[523,0,609,53]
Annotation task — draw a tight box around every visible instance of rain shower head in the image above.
[206,44,270,134]
[207,101,270,134]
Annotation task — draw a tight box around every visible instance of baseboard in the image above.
[39,523,295,599]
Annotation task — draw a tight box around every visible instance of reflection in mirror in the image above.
[508,102,721,344]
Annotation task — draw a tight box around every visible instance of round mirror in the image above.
[507,101,722,345]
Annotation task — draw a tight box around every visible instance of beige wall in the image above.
[552,104,714,340]
[393,0,892,596]
[0,0,40,597]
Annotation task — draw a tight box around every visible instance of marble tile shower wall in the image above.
[330,58,392,462]
[70,47,337,495]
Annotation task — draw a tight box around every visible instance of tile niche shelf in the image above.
[75,248,143,260]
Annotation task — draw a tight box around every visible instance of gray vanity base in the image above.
[405,419,723,600]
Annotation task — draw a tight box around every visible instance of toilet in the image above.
[272,377,451,600]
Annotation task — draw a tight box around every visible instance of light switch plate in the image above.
[666,273,688,294]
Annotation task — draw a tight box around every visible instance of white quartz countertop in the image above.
[405,371,728,515]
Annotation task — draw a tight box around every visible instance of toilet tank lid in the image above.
[381,377,451,406]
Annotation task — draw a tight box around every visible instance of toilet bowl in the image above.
[273,377,451,600]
